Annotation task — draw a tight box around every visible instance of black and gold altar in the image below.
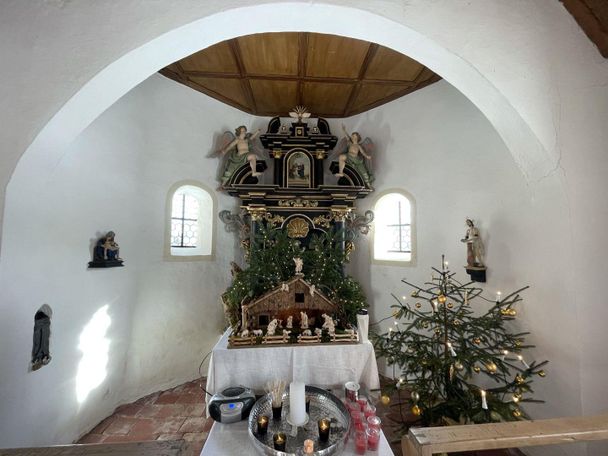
[219,111,375,348]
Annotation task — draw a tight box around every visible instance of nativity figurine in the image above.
[300,311,309,329]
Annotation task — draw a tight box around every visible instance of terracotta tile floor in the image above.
[79,376,522,456]
[78,378,212,455]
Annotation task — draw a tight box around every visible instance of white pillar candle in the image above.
[481,390,488,410]
[357,311,369,344]
[289,382,307,426]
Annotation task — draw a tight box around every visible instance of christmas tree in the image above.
[372,256,548,429]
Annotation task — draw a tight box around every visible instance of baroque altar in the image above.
[217,108,375,348]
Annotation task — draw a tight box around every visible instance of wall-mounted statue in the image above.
[89,231,124,268]
[334,124,375,189]
[218,126,263,185]
[461,218,486,282]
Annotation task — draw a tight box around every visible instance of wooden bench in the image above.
[0,440,198,456]
[402,414,608,456]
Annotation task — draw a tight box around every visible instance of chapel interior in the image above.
[1,2,607,456]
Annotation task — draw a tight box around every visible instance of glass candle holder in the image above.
[364,404,376,419]
[318,418,331,442]
[273,432,286,451]
[354,430,367,455]
[366,427,380,451]
[257,415,269,436]
[357,397,368,412]
[345,381,360,402]
[272,402,283,420]
[366,415,381,430]
[303,439,314,454]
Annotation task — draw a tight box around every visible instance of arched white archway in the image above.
[10,2,554,196]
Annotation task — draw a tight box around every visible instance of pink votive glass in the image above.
[357,397,368,411]
[366,427,380,451]
[364,404,376,419]
[350,410,364,424]
[367,415,381,430]
[354,430,367,455]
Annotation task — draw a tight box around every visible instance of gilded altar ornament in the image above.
[287,217,309,238]
[263,212,285,227]
[312,214,332,229]
[217,125,264,185]
[289,105,311,123]
[278,198,318,208]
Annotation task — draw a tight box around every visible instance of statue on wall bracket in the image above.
[88,231,124,268]
[461,218,486,282]
[216,125,266,186]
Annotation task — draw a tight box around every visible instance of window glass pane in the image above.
[171,193,184,218]
[182,220,199,247]
[183,194,199,220]
[374,192,413,262]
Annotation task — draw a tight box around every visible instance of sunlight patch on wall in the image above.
[76,305,111,403]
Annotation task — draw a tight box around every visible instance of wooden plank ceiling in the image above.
[561,0,608,57]
[160,32,441,118]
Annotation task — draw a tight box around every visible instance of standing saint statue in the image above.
[293,257,303,275]
[218,126,263,185]
[461,218,485,267]
[333,124,375,189]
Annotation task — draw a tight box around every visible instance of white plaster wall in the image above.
[0,74,247,446]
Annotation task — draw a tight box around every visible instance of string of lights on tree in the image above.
[222,227,367,328]
[372,255,548,429]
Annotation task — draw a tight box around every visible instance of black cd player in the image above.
[208,386,256,423]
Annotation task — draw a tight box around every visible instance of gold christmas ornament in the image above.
[454,361,464,371]
[538,370,546,377]
[515,374,525,384]
[411,405,422,416]
[508,309,517,317]
[411,290,419,298]
[438,294,447,304]
[513,392,522,400]
[473,337,481,345]
[415,302,422,309]
[380,394,390,405]
[422,321,429,328]
[486,362,497,374]
[515,339,523,347]
[447,302,454,309]
[512,408,522,418]
[473,366,481,373]
[453,319,461,326]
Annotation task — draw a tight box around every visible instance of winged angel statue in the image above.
[330,124,375,189]
[215,126,265,186]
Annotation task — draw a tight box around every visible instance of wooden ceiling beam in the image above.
[180,70,416,86]
[297,32,309,106]
[343,43,379,117]
[561,0,608,58]
[228,39,258,112]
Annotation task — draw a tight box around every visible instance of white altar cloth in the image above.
[206,330,380,395]
[200,419,395,456]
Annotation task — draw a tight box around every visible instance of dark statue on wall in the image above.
[31,308,51,371]
[88,230,124,268]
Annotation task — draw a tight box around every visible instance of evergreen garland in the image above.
[222,227,367,328]
[372,256,548,429]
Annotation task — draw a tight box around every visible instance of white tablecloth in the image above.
[206,330,380,395]
[200,419,395,456]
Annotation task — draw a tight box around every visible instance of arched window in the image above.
[373,190,415,264]
[166,183,214,259]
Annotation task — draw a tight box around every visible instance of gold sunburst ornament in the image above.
[287,217,309,238]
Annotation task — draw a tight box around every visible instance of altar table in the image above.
[200,419,395,456]
[206,330,380,396]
